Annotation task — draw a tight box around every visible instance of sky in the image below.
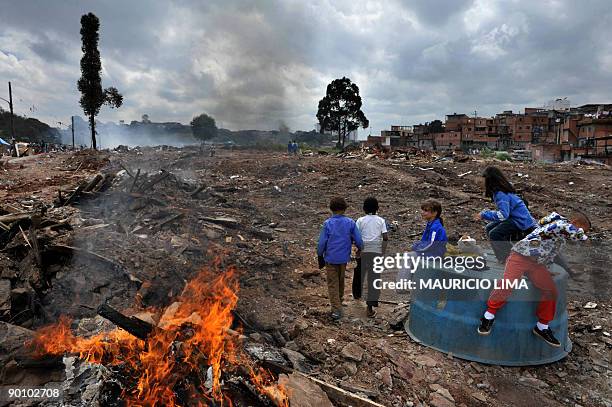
[1,0,611,135]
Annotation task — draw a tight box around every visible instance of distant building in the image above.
[358,101,612,163]
[545,98,570,111]
[432,131,461,151]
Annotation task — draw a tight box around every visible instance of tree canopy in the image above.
[77,12,123,149]
[316,77,369,148]
[426,119,444,134]
[190,113,218,142]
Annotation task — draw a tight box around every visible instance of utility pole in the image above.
[71,116,75,150]
[8,82,15,142]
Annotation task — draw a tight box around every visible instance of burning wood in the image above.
[96,303,156,340]
[26,259,289,406]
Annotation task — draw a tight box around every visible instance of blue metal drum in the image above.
[405,259,572,366]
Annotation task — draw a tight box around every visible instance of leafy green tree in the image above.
[77,13,123,150]
[190,113,218,144]
[426,119,444,134]
[316,77,369,148]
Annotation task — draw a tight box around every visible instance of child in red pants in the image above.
[478,211,591,347]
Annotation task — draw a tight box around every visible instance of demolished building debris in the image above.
[0,147,610,406]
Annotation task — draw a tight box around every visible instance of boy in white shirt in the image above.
[355,197,389,317]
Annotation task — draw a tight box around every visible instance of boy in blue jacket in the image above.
[412,199,447,258]
[317,197,364,320]
[475,166,536,263]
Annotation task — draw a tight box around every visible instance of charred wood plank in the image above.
[118,162,134,177]
[83,174,104,192]
[153,213,184,231]
[93,173,113,193]
[137,170,170,193]
[14,355,64,369]
[0,213,30,224]
[130,169,141,192]
[96,303,155,340]
[200,216,239,227]
[61,182,86,207]
[28,226,41,266]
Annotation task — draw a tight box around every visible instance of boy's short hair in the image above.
[329,197,348,212]
[421,199,442,218]
[363,197,379,214]
[572,210,592,228]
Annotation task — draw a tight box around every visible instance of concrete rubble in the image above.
[0,146,609,406]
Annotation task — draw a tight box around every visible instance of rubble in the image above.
[0,147,610,406]
[278,373,333,407]
[341,342,365,362]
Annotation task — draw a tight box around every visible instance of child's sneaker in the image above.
[532,326,561,347]
[366,306,376,318]
[478,317,494,335]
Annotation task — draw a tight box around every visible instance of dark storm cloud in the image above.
[0,0,611,133]
[29,34,69,63]
[396,0,475,25]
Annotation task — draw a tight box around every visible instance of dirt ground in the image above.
[0,147,610,406]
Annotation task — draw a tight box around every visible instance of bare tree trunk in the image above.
[90,114,97,150]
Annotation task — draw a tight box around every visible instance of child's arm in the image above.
[352,222,364,251]
[540,219,587,241]
[380,218,389,254]
[317,223,329,257]
[413,231,438,253]
[480,192,510,221]
[538,212,562,225]
[382,233,389,255]
[559,221,588,241]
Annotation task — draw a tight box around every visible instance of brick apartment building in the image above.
[367,103,612,163]
[531,104,612,163]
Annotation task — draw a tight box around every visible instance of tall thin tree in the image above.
[77,12,123,150]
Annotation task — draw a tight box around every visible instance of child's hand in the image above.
[473,213,482,221]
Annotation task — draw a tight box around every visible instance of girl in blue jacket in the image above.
[474,166,536,262]
[412,199,447,258]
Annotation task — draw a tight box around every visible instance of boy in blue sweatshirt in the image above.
[412,199,447,258]
[317,197,364,320]
[475,166,536,263]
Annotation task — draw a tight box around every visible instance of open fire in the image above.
[27,257,288,406]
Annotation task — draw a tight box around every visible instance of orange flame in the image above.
[28,259,288,406]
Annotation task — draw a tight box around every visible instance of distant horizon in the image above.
[29,99,611,135]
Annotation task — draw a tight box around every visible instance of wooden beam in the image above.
[0,213,30,224]
[96,304,155,340]
[83,174,104,192]
[261,360,384,407]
